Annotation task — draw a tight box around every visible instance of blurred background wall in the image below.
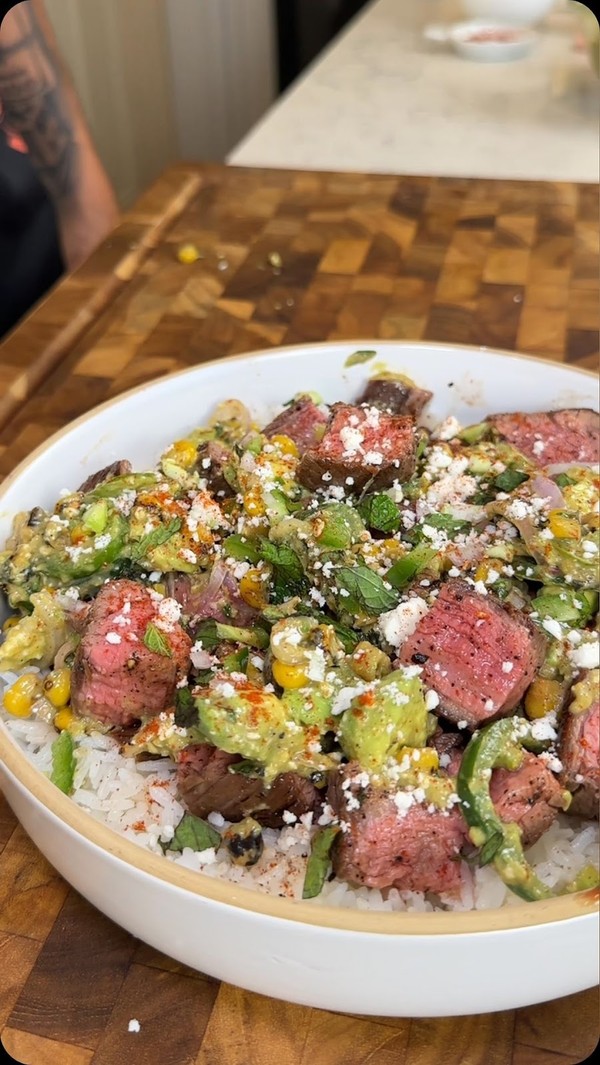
[44,0,368,208]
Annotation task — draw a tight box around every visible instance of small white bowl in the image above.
[425,20,537,62]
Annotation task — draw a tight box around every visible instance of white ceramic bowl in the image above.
[0,341,598,1017]
[461,0,555,26]
[425,20,537,62]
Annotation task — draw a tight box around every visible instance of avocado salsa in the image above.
[1,374,598,905]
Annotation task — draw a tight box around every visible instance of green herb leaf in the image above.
[50,730,76,795]
[494,469,529,493]
[554,472,576,488]
[130,518,182,562]
[479,829,504,866]
[143,622,172,657]
[222,534,261,563]
[193,620,221,651]
[344,349,377,368]
[174,686,197,728]
[419,513,472,538]
[222,647,250,673]
[162,813,221,854]
[258,540,307,603]
[357,493,401,534]
[302,826,341,899]
[228,759,264,778]
[334,564,399,614]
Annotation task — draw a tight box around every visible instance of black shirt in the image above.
[0,127,64,337]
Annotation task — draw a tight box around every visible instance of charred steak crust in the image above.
[77,460,132,495]
[176,743,321,827]
[399,579,546,731]
[357,377,433,418]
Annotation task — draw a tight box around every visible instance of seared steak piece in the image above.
[357,377,432,419]
[298,403,416,492]
[263,395,329,454]
[71,579,191,727]
[399,580,545,731]
[176,742,320,827]
[429,727,465,776]
[78,460,132,494]
[489,408,599,466]
[196,440,235,497]
[559,689,600,820]
[490,752,564,847]
[328,763,467,895]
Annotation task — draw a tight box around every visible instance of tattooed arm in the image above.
[0,0,118,269]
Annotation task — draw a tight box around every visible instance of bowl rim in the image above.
[0,339,598,937]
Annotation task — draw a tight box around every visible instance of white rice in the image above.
[1,676,598,912]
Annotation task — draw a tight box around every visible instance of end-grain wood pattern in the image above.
[0,164,598,1064]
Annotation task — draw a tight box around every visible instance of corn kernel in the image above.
[396,746,439,771]
[170,439,198,468]
[43,667,71,708]
[177,243,200,265]
[525,677,563,719]
[272,660,309,690]
[239,568,269,610]
[270,434,299,458]
[474,561,491,583]
[54,706,74,731]
[548,509,580,540]
[3,673,42,718]
[244,489,266,518]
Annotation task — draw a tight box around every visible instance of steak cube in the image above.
[559,682,599,820]
[399,580,546,731]
[328,763,467,895]
[490,752,564,847]
[176,743,320,827]
[72,579,191,728]
[298,403,416,492]
[263,395,329,455]
[489,408,599,466]
[357,377,432,419]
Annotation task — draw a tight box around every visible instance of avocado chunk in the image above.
[339,668,429,773]
[192,676,336,782]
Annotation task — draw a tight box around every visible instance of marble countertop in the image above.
[229,0,598,182]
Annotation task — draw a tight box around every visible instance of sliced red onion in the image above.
[529,475,565,511]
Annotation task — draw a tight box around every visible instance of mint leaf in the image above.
[162,813,221,854]
[302,826,341,899]
[50,730,76,795]
[344,349,376,367]
[334,564,399,614]
[357,493,401,534]
[258,540,307,602]
[130,518,182,562]
[143,622,172,657]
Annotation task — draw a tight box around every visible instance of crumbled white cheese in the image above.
[425,689,440,710]
[128,1019,141,1034]
[542,617,563,641]
[378,597,429,649]
[502,661,514,674]
[105,632,122,645]
[568,640,600,671]
[433,415,462,441]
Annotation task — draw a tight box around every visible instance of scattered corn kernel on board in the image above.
[0,164,598,1065]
